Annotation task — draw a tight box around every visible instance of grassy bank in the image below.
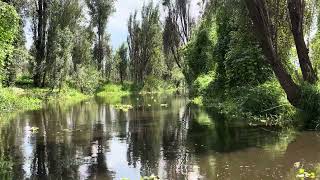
[190,77,301,127]
[96,81,179,98]
[0,87,89,117]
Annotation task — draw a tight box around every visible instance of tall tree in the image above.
[45,0,81,89]
[162,0,194,69]
[287,0,317,83]
[244,0,301,106]
[86,0,115,72]
[128,2,163,83]
[117,43,128,84]
[0,1,19,86]
[32,0,49,87]
[0,0,25,86]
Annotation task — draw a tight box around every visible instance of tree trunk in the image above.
[287,0,317,84]
[245,0,301,106]
[34,0,47,87]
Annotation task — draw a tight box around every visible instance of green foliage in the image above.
[298,82,320,126]
[47,27,73,89]
[142,75,164,92]
[0,88,41,113]
[201,80,295,126]
[311,33,320,75]
[232,81,288,116]
[191,72,215,96]
[97,83,131,97]
[0,2,19,85]
[128,2,164,83]
[115,43,128,83]
[225,29,272,87]
[184,19,216,85]
[69,65,102,94]
[191,96,204,106]
[0,156,13,178]
[2,47,31,87]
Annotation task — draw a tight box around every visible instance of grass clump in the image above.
[298,82,320,128]
[113,104,133,112]
[97,83,131,97]
[197,80,296,126]
[0,87,42,113]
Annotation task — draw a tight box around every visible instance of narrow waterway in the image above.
[0,94,319,179]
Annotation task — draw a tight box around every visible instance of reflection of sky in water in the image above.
[22,124,33,179]
[3,95,320,179]
[107,138,141,180]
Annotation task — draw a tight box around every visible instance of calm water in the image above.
[1,94,320,180]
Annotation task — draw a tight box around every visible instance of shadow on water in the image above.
[0,94,319,179]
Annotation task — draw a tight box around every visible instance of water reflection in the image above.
[0,94,319,179]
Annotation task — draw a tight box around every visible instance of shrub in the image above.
[233,81,289,116]
[69,65,101,94]
[191,72,214,97]
[299,82,320,126]
[142,75,164,92]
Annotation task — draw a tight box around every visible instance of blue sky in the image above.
[25,0,201,50]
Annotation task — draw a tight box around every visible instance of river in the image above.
[0,94,319,179]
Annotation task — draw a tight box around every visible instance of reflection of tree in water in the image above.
[87,122,113,180]
[0,95,306,179]
[160,103,191,179]
[5,101,116,179]
[126,106,162,176]
[86,103,114,180]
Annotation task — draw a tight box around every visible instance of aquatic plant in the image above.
[294,162,317,179]
[114,104,133,112]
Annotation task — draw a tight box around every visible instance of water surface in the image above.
[1,94,320,179]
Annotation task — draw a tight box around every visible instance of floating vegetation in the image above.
[160,104,168,108]
[114,104,133,112]
[0,158,12,178]
[30,127,39,134]
[294,162,317,179]
[141,174,160,180]
[62,128,72,133]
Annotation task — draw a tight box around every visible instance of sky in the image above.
[108,0,201,49]
[25,0,201,50]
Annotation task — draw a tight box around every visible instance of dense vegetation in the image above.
[1,0,320,128]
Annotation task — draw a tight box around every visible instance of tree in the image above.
[244,0,301,106]
[162,0,194,70]
[31,0,49,87]
[117,43,128,84]
[127,2,164,84]
[287,0,317,83]
[0,1,19,86]
[45,0,81,89]
[86,0,115,72]
[1,0,29,87]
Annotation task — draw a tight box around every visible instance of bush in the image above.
[299,82,320,126]
[142,75,164,92]
[69,65,101,94]
[0,88,41,113]
[97,83,130,97]
[191,72,214,97]
[235,81,289,116]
